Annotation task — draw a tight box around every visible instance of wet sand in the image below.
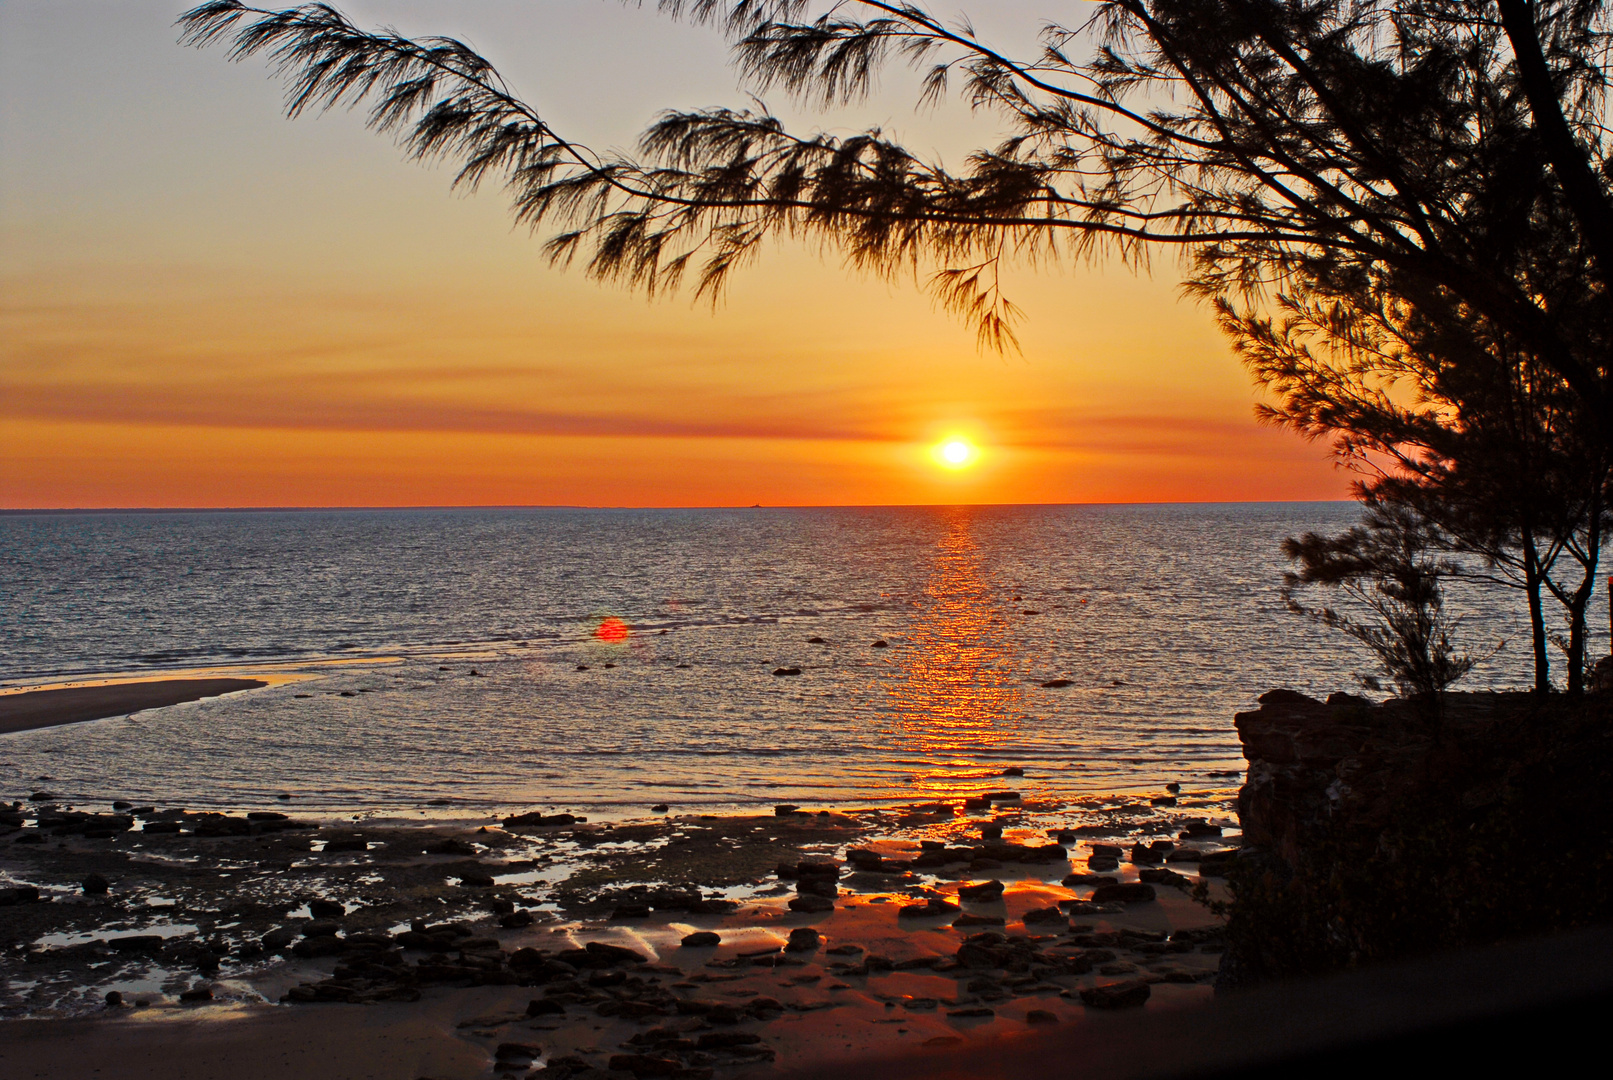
[0,679,268,735]
[0,805,1233,1078]
[0,1003,486,1080]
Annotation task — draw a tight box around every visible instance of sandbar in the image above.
[0,679,268,735]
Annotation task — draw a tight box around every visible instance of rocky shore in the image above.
[1,787,1237,1078]
[1221,687,1613,983]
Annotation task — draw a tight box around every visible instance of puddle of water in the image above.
[35,922,199,949]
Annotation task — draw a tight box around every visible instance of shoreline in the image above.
[1,798,1236,1077]
[0,679,269,736]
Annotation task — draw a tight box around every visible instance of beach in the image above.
[0,787,1233,1078]
[0,680,268,736]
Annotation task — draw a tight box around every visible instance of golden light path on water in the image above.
[887,510,1028,800]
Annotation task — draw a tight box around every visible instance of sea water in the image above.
[0,504,1541,813]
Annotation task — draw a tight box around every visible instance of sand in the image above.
[0,885,1221,1080]
[0,807,1235,1078]
[0,679,268,735]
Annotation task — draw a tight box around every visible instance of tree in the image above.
[178,1,1613,404]
[1224,251,1611,692]
[1281,497,1480,705]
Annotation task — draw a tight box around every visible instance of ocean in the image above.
[0,504,1538,815]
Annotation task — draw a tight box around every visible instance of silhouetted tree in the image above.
[1281,498,1480,703]
[178,2,1613,399]
[1223,235,1610,692]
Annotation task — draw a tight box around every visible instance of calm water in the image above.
[0,505,1539,814]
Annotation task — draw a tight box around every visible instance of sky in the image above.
[0,1,1351,508]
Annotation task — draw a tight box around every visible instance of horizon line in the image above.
[0,498,1356,515]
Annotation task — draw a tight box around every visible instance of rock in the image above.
[1150,795,1178,806]
[772,667,802,676]
[980,823,1003,841]
[1089,883,1156,904]
[140,821,181,834]
[496,1042,540,1061]
[1087,855,1120,871]
[845,848,884,871]
[650,804,669,813]
[1022,907,1064,924]
[104,991,123,1007]
[179,984,214,1003]
[1055,831,1076,844]
[108,935,165,953]
[952,913,1005,927]
[302,919,341,938]
[774,804,800,816]
[246,811,287,821]
[789,894,834,913]
[526,998,565,1016]
[612,903,652,920]
[1165,782,1182,793]
[807,636,827,644]
[1079,980,1151,1009]
[948,1007,995,1018]
[983,790,1021,802]
[1090,844,1123,857]
[958,879,1006,901]
[308,899,345,919]
[681,931,721,947]
[322,839,368,852]
[1002,766,1024,776]
[1138,868,1192,887]
[457,869,497,887]
[872,640,889,648]
[1025,1009,1058,1025]
[1129,843,1167,864]
[502,811,577,828]
[501,909,535,928]
[260,927,297,952]
[1592,655,1613,693]
[0,885,41,905]
[82,873,110,895]
[785,928,820,951]
[29,792,56,802]
[1180,820,1223,838]
[1040,678,1074,688]
[111,800,132,810]
[797,877,838,898]
[590,941,649,964]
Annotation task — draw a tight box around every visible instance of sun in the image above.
[932,437,980,470]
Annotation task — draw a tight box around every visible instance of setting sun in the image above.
[933,438,981,470]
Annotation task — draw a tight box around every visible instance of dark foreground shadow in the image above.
[784,924,1613,1079]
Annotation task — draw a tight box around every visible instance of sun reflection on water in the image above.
[886,510,1027,800]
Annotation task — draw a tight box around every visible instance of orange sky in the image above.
[0,1,1349,508]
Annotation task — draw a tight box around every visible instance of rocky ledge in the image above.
[1224,687,1613,983]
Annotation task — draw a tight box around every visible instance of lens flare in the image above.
[932,438,980,469]
[594,617,629,643]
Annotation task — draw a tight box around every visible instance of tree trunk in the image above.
[1523,531,1552,693]
[1497,0,1613,282]
[1564,487,1606,695]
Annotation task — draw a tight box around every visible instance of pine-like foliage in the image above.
[178,2,1613,376]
